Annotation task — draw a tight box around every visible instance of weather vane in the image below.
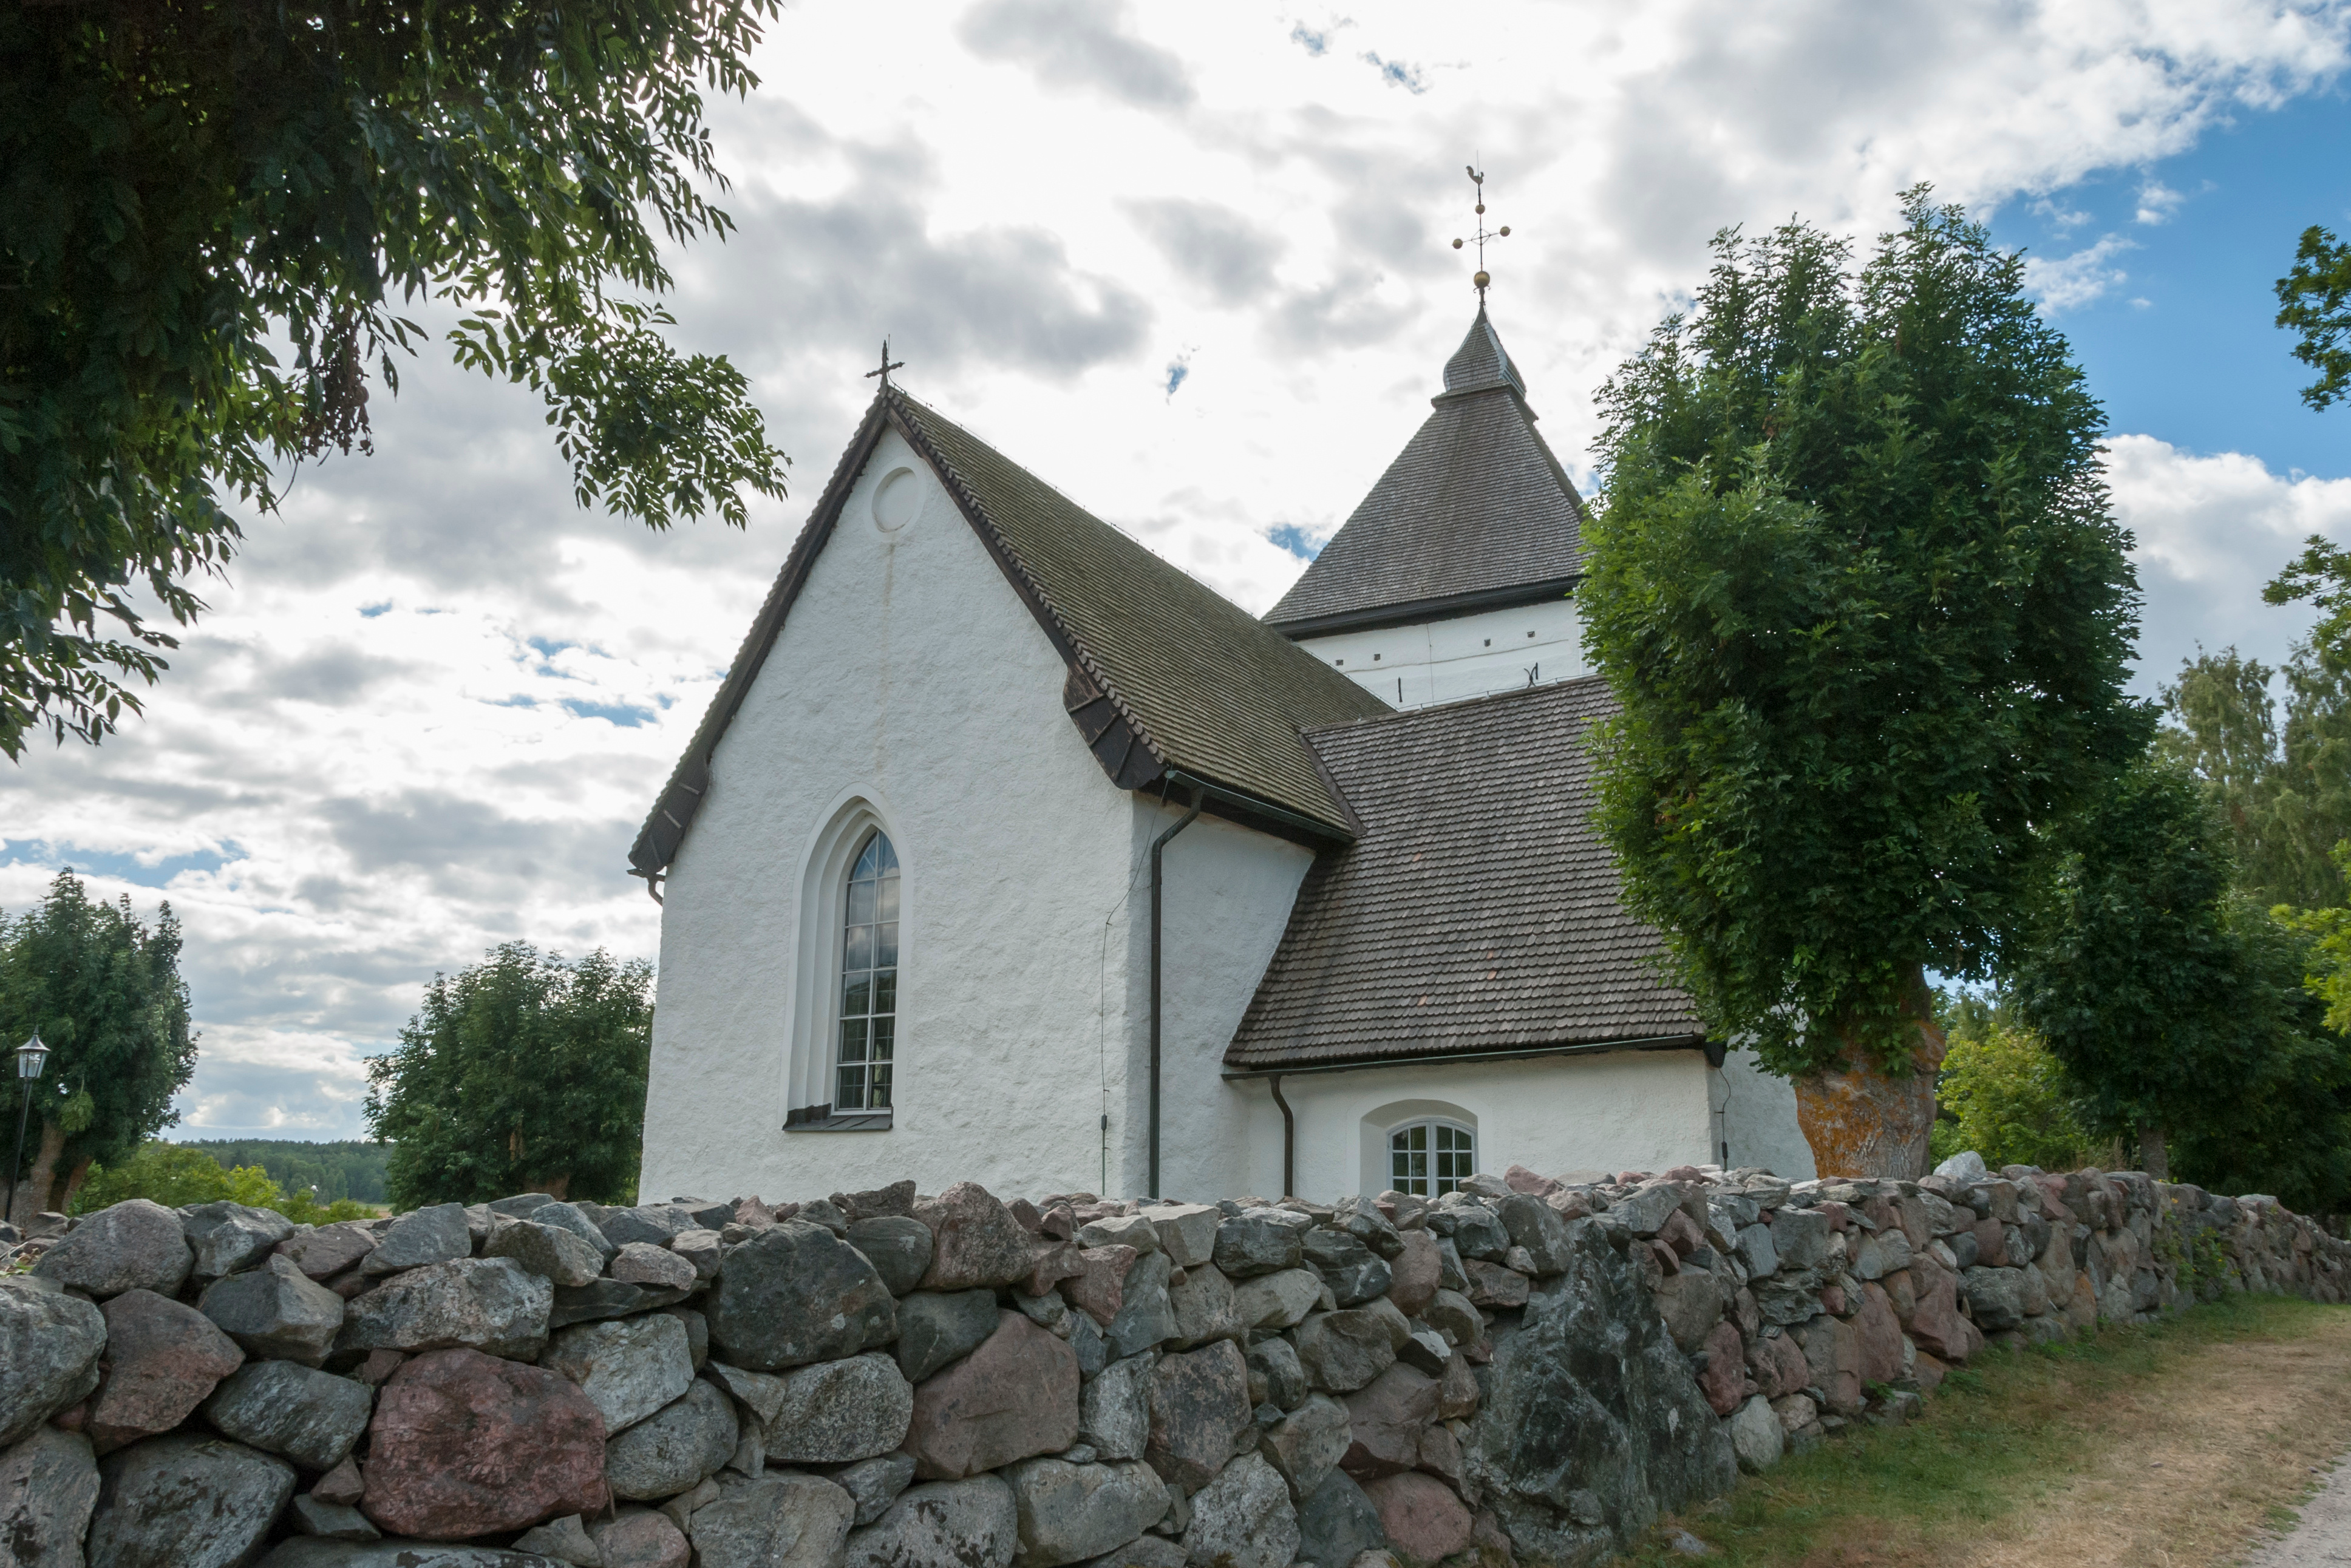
[865,338,905,389]
[1451,163,1511,304]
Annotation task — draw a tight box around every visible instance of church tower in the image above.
[1262,307,1589,707]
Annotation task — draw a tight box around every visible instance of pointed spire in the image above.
[1440,308,1528,401]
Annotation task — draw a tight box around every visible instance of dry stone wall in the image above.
[1,1155,2344,1568]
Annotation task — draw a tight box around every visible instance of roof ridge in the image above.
[886,387,1173,774]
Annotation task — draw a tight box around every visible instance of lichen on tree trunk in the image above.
[1792,968,1948,1179]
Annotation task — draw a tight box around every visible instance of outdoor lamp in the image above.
[6,1032,47,1229]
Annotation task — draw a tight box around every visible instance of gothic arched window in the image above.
[1389,1119,1474,1197]
[837,831,899,1111]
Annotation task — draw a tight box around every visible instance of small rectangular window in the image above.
[1390,1121,1474,1198]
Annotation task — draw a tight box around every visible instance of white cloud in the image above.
[2109,434,2351,685]
[7,0,2351,1139]
[2025,234,2137,311]
[2137,178,2189,222]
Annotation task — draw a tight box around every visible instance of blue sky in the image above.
[6,1,2351,1143]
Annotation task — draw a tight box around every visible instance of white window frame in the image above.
[832,830,899,1113]
[1387,1118,1475,1198]
[786,796,903,1129]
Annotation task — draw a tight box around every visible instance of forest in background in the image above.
[174,1138,389,1204]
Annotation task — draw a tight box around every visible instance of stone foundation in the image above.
[2,1158,2343,1568]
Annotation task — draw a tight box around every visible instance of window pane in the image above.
[842,975,871,1018]
[877,921,899,968]
[877,875,900,922]
[848,880,877,925]
[870,1062,893,1108]
[837,1063,866,1110]
[874,835,898,874]
[870,1017,894,1062]
[1391,1148,1423,1196]
[854,836,882,880]
[845,924,873,971]
[873,972,896,1016]
[839,1018,868,1062]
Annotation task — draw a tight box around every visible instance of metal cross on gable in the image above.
[865,338,905,388]
[1451,164,1513,303]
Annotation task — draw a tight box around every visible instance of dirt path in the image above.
[2238,1458,2351,1568]
[1947,1315,2351,1568]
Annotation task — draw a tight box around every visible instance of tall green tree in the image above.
[0,871,197,1226]
[2,0,791,759]
[1582,189,2145,1176]
[2012,759,2351,1212]
[2159,640,2351,909]
[2277,225,2351,412]
[365,943,652,1207]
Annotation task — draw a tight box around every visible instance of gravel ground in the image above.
[2240,1458,2351,1567]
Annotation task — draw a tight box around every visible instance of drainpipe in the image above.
[1148,790,1204,1200]
[1269,1074,1296,1200]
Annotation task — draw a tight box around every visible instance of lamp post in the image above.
[6,1033,50,1230]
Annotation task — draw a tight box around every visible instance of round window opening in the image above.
[873,467,920,533]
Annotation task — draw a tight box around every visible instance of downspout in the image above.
[1148,791,1205,1200]
[1269,1073,1296,1200]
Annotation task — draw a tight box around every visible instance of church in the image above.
[628,306,1815,1207]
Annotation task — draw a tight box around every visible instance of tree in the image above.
[1928,993,2108,1174]
[364,943,652,1207]
[2010,758,2351,1211]
[75,1140,376,1223]
[0,871,197,1226]
[2159,640,2351,909]
[2,0,790,759]
[2277,225,2351,412]
[1582,189,2146,1176]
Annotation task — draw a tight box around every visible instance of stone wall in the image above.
[2,1156,2344,1568]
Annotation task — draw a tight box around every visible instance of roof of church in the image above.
[1261,310,1588,639]
[628,387,1387,877]
[1223,676,1707,1073]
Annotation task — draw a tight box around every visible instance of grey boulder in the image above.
[1104,1254,1178,1362]
[1079,1352,1155,1462]
[87,1433,296,1568]
[0,1282,106,1447]
[897,1288,1004,1383]
[764,1351,913,1464]
[1293,1470,1386,1568]
[184,1201,298,1280]
[848,1215,936,1297]
[845,1476,1019,1568]
[690,1469,856,1568]
[360,1203,472,1275]
[336,1257,551,1360]
[543,1314,696,1434]
[257,1545,562,1567]
[529,1203,616,1260]
[1259,1392,1350,1502]
[836,1451,919,1526]
[288,1493,381,1540]
[605,1379,740,1501]
[486,1221,606,1289]
[1005,1458,1171,1567]
[1230,1269,1321,1332]
[707,1221,897,1371]
[1210,1217,1301,1280]
[32,1199,191,1299]
[202,1254,347,1367]
[203,1360,375,1470]
[1180,1451,1298,1568]
[0,1427,101,1567]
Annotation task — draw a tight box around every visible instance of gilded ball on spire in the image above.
[1473,270,1491,290]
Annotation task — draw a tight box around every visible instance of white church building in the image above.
[629,310,1814,1206]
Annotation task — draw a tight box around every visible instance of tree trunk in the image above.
[1792,970,1948,1179]
[10,1118,67,1231]
[56,1155,94,1215]
[2137,1125,2169,1181]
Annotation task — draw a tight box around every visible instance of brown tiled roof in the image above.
[1223,677,1707,1072]
[629,388,1386,877]
[1263,310,1587,637]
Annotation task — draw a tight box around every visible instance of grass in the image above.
[1617,1295,2351,1568]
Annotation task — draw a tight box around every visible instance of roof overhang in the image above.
[1222,1031,1720,1079]
[1264,574,1582,642]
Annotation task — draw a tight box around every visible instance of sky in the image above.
[6,0,2351,1142]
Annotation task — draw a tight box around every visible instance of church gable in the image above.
[631,388,1385,881]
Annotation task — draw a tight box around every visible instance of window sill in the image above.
[783,1105,893,1133]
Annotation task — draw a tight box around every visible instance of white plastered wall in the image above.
[1713,1047,1817,1181]
[1233,1048,1721,1202]
[1293,596,1584,709]
[641,430,1147,1204]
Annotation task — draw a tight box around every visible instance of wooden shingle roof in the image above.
[1223,676,1707,1073]
[1263,309,1588,638]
